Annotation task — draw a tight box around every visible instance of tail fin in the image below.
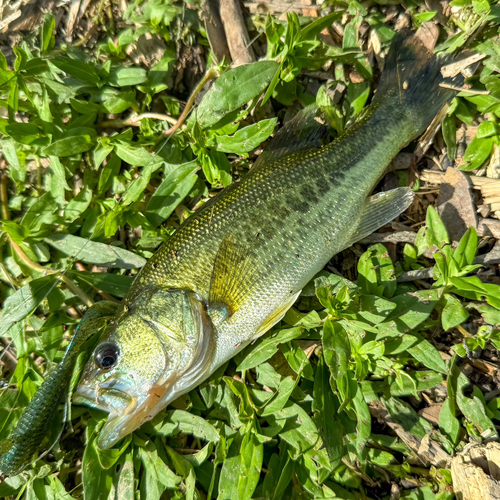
[373,30,465,133]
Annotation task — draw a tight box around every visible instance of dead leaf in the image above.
[436,168,478,242]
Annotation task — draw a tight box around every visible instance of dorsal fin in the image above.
[253,105,329,169]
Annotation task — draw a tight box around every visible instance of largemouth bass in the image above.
[72,34,464,449]
[0,32,465,469]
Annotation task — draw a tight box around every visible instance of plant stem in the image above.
[153,66,221,148]
[9,239,94,308]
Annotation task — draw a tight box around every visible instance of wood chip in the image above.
[418,404,442,426]
[369,400,451,468]
[487,144,500,180]
[451,442,500,500]
[436,168,478,242]
[441,53,486,78]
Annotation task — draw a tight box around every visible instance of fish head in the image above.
[73,285,213,449]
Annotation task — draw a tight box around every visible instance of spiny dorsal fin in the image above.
[209,233,258,318]
[253,105,328,169]
[344,187,415,248]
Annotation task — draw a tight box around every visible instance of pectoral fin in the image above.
[209,233,258,318]
[344,187,415,248]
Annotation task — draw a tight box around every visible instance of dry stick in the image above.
[220,0,256,65]
[9,239,94,308]
[0,167,10,221]
[98,112,178,129]
[202,0,231,64]
[438,83,490,95]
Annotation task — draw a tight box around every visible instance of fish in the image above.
[2,31,464,464]
[0,301,118,476]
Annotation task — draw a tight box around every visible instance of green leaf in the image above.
[45,233,146,268]
[43,127,97,157]
[460,136,493,171]
[98,153,121,195]
[72,271,133,298]
[108,67,147,87]
[415,10,437,21]
[407,334,447,374]
[215,118,277,155]
[115,143,155,166]
[439,397,460,445]
[41,14,55,53]
[312,354,345,469]
[197,61,280,128]
[300,11,343,40]
[138,441,179,500]
[146,161,199,227]
[238,422,264,500]
[426,206,449,248]
[52,57,100,83]
[442,114,457,160]
[82,420,114,500]
[237,327,304,371]
[150,410,220,442]
[357,244,397,298]
[376,288,443,339]
[453,227,478,269]
[322,319,350,379]
[0,275,58,337]
[441,293,469,331]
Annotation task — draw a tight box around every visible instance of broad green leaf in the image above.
[376,288,443,339]
[238,422,264,500]
[312,355,345,469]
[357,244,397,298]
[237,327,304,371]
[146,161,199,227]
[260,376,296,416]
[150,410,220,442]
[426,206,449,248]
[460,136,493,171]
[43,127,97,157]
[439,397,460,446]
[52,56,100,83]
[407,334,447,374]
[197,61,279,128]
[215,118,277,155]
[442,114,456,159]
[71,271,133,298]
[138,441,179,500]
[450,364,497,438]
[45,233,146,268]
[82,421,114,500]
[322,319,350,380]
[453,227,478,269]
[441,293,469,331]
[115,143,155,166]
[108,67,147,87]
[0,275,58,337]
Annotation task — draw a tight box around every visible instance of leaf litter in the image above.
[0,1,499,499]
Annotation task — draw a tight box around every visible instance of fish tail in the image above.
[373,30,465,135]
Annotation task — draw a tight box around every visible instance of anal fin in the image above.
[344,187,415,248]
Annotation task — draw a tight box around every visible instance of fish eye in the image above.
[95,343,120,370]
